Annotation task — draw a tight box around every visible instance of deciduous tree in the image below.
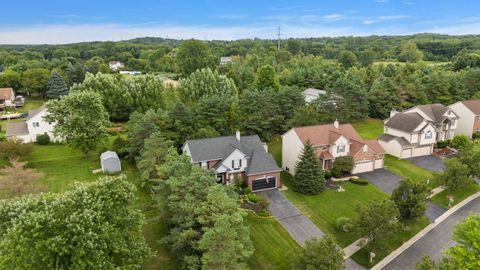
[0,159,44,197]
[391,178,430,221]
[293,234,344,270]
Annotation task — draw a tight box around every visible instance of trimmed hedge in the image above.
[36,134,51,145]
[349,177,368,185]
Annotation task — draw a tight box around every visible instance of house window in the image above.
[33,122,40,127]
[337,144,345,153]
[425,130,432,139]
[231,159,242,169]
[477,115,480,122]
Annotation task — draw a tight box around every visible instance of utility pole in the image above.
[277,26,281,51]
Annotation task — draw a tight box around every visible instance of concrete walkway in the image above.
[372,192,480,269]
[343,237,368,259]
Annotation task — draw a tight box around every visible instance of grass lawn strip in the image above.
[431,182,480,209]
[352,118,384,140]
[384,155,437,187]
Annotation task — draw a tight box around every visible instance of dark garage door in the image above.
[252,177,276,191]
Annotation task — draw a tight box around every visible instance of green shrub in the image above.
[450,135,470,149]
[257,196,270,210]
[243,187,252,194]
[35,134,51,145]
[247,193,259,204]
[257,210,270,217]
[324,171,332,179]
[331,168,342,178]
[336,217,353,232]
[350,178,368,185]
[436,140,450,148]
[473,132,480,140]
[0,140,34,160]
[332,156,355,174]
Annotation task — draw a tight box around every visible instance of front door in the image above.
[216,173,224,184]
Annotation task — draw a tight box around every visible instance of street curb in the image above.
[371,191,480,270]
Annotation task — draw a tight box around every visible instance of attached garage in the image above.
[352,160,374,174]
[374,157,384,169]
[411,145,432,157]
[251,176,277,191]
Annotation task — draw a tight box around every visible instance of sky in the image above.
[0,0,479,44]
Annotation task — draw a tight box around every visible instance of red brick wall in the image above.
[207,160,220,170]
[246,172,281,190]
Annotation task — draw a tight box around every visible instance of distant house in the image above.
[182,131,282,192]
[100,151,122,173]
[449,100,480,138]
[0,88,15,109]
[119,70,142,75]
[109,61,124,71]
[219,56,232,65]
[378,104,458,159]
[6,106,57,143]
[282,120,385,175]
[302,88,326,103]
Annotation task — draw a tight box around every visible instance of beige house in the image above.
[282,120,385,175]
[449,100,480,138]
[379,104,458,159]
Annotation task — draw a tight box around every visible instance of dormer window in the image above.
[425,130,432,139]
[337,144,345,153]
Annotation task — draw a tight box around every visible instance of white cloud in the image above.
[322,14,344,21]
[209,14,248,20]
[374,0,390,3]
[363,15,409,24]
[424,22,480,35]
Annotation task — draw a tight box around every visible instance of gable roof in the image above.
[385,112,426,133]
[26,106,46,121]
[0,88,14,100]
[378,133,412,147]
[461,100,480,115]
[410,104,455,124]
[293,123,363,146]
[184,134,280,175]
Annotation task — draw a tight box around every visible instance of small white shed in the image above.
[100,151,121,173]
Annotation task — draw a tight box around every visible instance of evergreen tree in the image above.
[294,140,325,194]
[46,70,68,98]
[368,75,400,118]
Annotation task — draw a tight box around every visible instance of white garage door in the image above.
[374,158,384,169]
[411,146,431,157]
[352,160,374,174]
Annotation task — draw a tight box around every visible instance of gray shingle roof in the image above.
[5,122,28,137]
[378,133,411,147]
[412,104,455,124]
[26,106,46,121]
[385,112,425,132]
[184,135,280,175]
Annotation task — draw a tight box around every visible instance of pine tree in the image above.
[46,70,69,98]
[294,140,325,194]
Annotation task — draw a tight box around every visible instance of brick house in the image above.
[282,120,385,175]
[182,131,281,192]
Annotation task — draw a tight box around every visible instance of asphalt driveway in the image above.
[355,169,402,194]
[425,202,447,222]
[382,196,480,270]
[407,155,445,172]
[259,190,324,246]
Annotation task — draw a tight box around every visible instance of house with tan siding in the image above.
[449,100,480,138]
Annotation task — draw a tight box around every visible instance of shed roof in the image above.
[5,122,28,137]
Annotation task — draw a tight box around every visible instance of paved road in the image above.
[407,156,444,173]
[425,202,447,222]
[260,190,365,270]
[259,190,324,246]
[382,196,480,270]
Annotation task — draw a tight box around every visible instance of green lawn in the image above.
[0,140,179,270]
[352,118,384,140]
[351,217,430,268]
[431,182,480,208]
[384,155,437,187]
[246,214,300,269]
[268,139,389,246]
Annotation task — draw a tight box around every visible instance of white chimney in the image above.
[333,119,339,129]
[390,109,397,118]
[236,130,241,141]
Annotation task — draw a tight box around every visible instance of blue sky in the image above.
[1,0,479,44]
